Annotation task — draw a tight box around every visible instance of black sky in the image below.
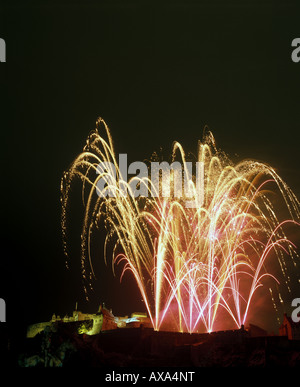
[1,1,300,334]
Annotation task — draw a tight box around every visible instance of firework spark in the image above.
[61,118,300,333]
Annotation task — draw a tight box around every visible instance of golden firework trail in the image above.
[61,118,300,333]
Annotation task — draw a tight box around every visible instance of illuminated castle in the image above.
[26,303,151,338]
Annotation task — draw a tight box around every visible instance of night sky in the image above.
[1,1,300,335]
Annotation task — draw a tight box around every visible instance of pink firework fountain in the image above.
[61,118,300,333]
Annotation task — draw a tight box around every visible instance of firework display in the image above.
[61,118,300,333]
